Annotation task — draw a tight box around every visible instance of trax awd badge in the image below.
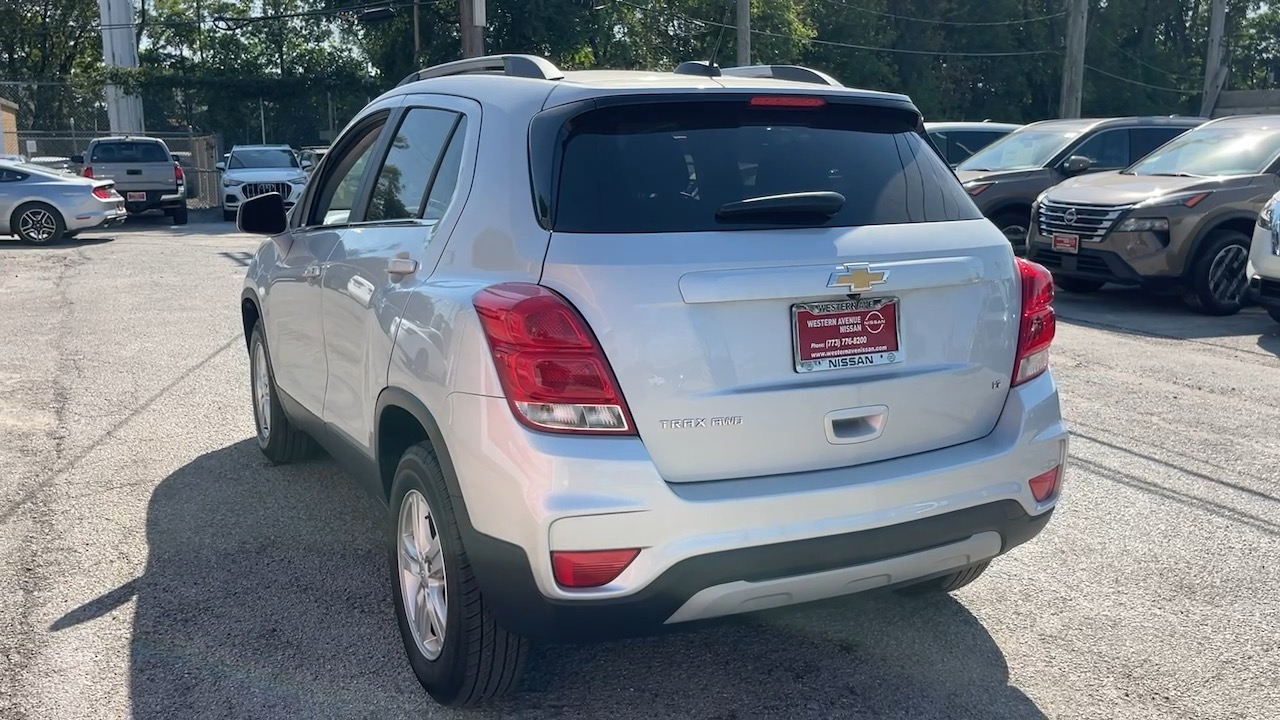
[828,263,889,294]
[659,416,744,430]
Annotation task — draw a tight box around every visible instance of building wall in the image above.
[0,99,17,154]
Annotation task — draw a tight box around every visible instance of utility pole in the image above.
[1200,0,1228,117]
[1059,0,1088,118]
[461,0,485,58]
[736,0,750,66]
[97,0,146,133]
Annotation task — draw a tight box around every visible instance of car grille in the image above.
[1037,199,1131,241]
[243,182,290,198]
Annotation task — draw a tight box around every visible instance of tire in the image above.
[171,205,189,226]
[223,209,236,223]
[11,202,66,245]
[1266,306,1280,326]
[1182,229,1251,316]
[1054,275,1106,293]
[389,443,529,707]
[248,322,315,463]
[992,210,1030,249]
[894,560,991,596]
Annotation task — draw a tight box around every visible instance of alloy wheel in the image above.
[18,208,57,243]
[398,489,448,661]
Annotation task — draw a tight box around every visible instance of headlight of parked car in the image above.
[1115,217,1170,233]
[1259,202,1274,231]
[223,178,244,187]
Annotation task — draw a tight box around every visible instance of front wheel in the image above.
[248,323,315,463]
[11,202,66,245]
[1183,230,1251,316]
[390,443,529,707]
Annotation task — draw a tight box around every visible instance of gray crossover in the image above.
[235,55,1070,706]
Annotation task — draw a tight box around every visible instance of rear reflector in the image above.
[749,95,826,108]
[473,283,636,435]
[1012,258,1056,387]
[1028,466,1061,502]
[551,549,641,588]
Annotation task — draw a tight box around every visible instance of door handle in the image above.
[824,405,888,445]
[387,257,418,277]
[126,169,142,175]
[302,265,321,280]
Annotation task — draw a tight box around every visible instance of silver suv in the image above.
[236,55,1070,707]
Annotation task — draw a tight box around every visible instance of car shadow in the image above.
[1054,285,1275,341]
[0,235,116,250]
[49,439,1044,719]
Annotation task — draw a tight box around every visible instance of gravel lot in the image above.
[1,219,1277,720]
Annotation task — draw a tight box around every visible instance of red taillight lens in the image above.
[92,186,113,199]
[1013,257,1055,387]
[82,166,93,178]
[551,549,640,588]
[749,95,826,108]
[1028,466,1061,502]
[174,164,184,182]
[473,282,636,434]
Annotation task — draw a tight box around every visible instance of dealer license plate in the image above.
[126,191,147,202]
[1051,233,1080,254]
[792,298,903,374]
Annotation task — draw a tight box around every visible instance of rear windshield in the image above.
[549,99,981,233]
[89,141,170,164]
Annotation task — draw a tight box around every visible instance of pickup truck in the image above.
[72,136,188,225]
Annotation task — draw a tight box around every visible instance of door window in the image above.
[1070,129,1130,170]
[307,118,388,227]
[1129,128,1188,164]
[366,108,461,222]
[423,117,468,223]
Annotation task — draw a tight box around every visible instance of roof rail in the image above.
[673,60,722,77]
[397,54,565,87]
[720,64,843,87]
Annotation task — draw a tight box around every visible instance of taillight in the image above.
[1013,257,1055,387]
[82,166,93,178]
[92,186,113,199]
[174,164,184,183]
[473,282,636,434]
[551,549,640,588]
[749,95,826,108]
[1028,466,1061,502]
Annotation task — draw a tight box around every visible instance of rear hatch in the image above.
[87,139,177,193]
[535,94,1020,483]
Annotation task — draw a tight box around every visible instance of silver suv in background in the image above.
[71,136,189,225]
[236,55,1069,707]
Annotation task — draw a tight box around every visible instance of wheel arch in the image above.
[374,387,469,511]
[240,288,262,351]
[1185,212,1259,273]
[8,199,64,233]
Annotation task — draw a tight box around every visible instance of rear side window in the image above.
[89,141,170,164]
[549,99,981,233]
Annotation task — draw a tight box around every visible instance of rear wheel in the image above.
[11,202,66,245]
[390,443,529,707]
[1054,275,1106,293]
[1266,306,1280,325]
[170,205,189,226]
[1183,230,1251,316]
[895,560,991,596]
[248,322,315,463]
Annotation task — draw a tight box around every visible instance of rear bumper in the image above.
[122,189,186,213]
[443,369,1069,641]
[67,206,128,232]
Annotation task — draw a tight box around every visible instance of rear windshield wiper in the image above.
[716,191,846,222]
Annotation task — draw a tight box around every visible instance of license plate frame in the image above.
[126,191,147,202]
[792,297,903,374]
[1051,233,1080,254]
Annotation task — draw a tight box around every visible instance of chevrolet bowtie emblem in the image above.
[828,263,889,293]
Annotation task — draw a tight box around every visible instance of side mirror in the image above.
[215,161,226,171]
[70,154,84,164]
[1062,155,1092,175]
[238,192,289,236]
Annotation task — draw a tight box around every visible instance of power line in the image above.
[1094,32,1196,81]
[616,1,1056,57]
[1084,64,1192,93]
[814,0,1065,27]
[91,0,440,31]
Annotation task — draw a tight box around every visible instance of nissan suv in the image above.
[235,55,1069,707]
[956,116,1206,247]
[1028,114,1280,315]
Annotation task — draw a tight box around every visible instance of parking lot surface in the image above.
[2,219,1278,719]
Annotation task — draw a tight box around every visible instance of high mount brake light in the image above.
[473,282,636,435]
[748,95,827,108]
[1013,257,1056,387]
